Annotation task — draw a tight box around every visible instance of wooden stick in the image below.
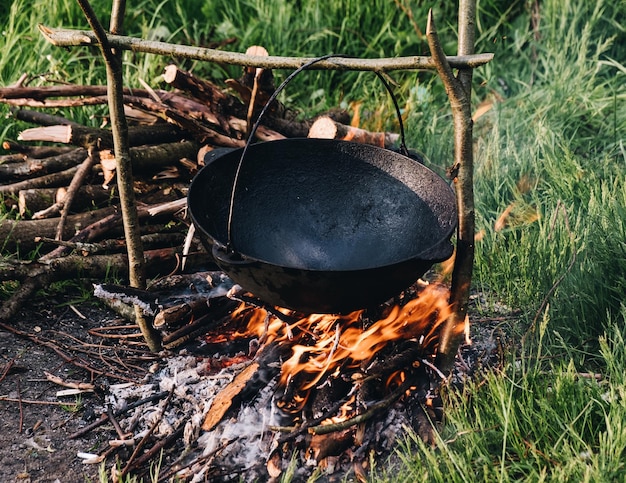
[427,6,476,372]
[55,147,99,238]
[38,25,494,71]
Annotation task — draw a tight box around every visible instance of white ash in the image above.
[192,381,281,482]
[106,354,280,481]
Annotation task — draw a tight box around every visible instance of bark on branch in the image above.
[38,25,494,72]
[76,0,161,351]
[427,7,476,372]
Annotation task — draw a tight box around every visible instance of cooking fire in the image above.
[98,276,468,482]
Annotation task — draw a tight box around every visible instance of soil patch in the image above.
[0,288,155,483]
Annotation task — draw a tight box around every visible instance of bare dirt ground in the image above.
[0,287,156,483]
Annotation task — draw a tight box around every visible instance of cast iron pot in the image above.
[188,138,457,314]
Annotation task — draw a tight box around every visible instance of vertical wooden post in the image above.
[428,0,476,372]
[77,0,161,351]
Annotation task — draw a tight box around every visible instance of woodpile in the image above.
[0,61,398,325]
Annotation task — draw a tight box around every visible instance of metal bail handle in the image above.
[226,53,410,252]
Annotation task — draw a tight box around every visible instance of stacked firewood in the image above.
[0,60,398,325]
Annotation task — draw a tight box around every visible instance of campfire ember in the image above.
[98,277,459,481]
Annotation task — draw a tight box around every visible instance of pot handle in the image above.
[227,54,410,252]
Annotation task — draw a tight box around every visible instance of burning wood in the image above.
[87,280,459,481]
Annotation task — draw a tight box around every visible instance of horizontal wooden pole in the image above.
[38,25,493,72]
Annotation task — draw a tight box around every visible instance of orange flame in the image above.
[278,283,451,392]
[234,283,450,394]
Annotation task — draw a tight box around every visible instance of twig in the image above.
[128,424,185,472]
[107,406,131,440]
[68,390,170,439]
[17,378,24,433]
[0,396,80,407]
[0,358,16,384]
[120,388,175,478]
[0,321,140,382]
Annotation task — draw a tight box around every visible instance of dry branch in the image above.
[38,25,494,71]
[426,6,476,372]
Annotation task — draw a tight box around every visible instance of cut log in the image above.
[307,116,399,148]
[0,148,87,181]
[0,165,82,196]
[98,140,200,175]
[0,206,117,254]
[18,185,116,217]
[18,123,187,148]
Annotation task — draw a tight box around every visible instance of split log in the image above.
[307,116,400,148]
[18,123,187,148]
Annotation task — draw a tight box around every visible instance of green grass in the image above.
[1,0,626,481]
